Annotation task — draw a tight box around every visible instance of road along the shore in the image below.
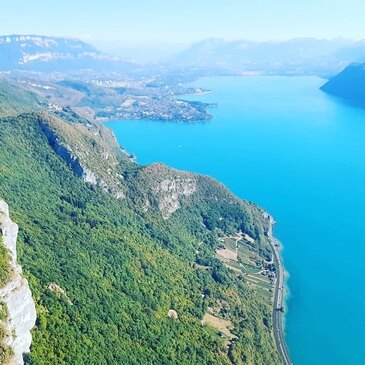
[268,218,293,365]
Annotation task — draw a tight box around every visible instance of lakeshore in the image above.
[268,217,292,365]
[106,75,365,364]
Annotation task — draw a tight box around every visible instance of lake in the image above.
[106,76,365,365]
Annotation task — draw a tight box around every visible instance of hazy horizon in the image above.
[89,37,356,63]
[2,0,365,43]
[0,34,359,63]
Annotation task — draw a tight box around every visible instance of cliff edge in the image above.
[0,200,36,365]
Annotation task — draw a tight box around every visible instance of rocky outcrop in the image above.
[48,283,73,305]
[39,118,125,199]
[167,309,178,319]
[136,163,197,219]
[40,121,99,184]
[155,177,197,219]
[0,200,36,365]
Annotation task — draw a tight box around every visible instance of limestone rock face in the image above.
[40,121,97,185]
[39,119,125,199]
[0,200,37,365]
[134,163,198,219]
[156,177,197,219]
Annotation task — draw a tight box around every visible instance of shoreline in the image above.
[103,113,292,363]
[268,216,292,365]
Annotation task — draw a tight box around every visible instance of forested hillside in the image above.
[0,79,281,364]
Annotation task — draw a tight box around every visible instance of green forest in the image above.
[0,81,281,364]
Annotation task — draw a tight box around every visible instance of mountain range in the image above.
[3,35,365,77]
[167,37,365,76]
[0,35,135,72]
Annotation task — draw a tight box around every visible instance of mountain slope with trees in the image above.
[0,78,281,364]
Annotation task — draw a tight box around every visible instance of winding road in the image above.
[269,221,293,365]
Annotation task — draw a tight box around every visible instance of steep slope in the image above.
[321,63,365,104]
[0,200,37,365]
[39,113,128,198]
[0,76,40,117]
[0,35,135,72]
[0,81,282,364]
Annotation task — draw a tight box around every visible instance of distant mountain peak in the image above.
[0,34,135,73]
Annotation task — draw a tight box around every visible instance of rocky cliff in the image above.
[0,200,36,365]
[39,114,126,198]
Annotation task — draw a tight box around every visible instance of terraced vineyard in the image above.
[216,233,275,300]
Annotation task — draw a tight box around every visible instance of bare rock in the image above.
[167,309,178,319]
[0,200,37,365]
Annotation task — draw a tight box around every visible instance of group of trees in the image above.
[0,113,280,364]
[0,300,12,363]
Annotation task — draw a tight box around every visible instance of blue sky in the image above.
[1,0,365,42]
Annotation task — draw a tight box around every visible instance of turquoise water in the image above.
[106,76,365,365]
